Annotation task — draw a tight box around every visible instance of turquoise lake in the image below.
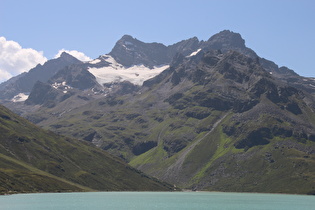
[1,191,314,210]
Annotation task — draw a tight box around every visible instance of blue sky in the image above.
[0,0,314,82]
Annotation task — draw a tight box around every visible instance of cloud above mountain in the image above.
[54,49,91,62]
[0,37,47,83]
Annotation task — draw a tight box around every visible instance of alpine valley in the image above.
[1,30,315,194]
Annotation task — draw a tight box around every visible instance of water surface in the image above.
[1,191,314,210]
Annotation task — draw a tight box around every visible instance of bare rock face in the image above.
[109,35,170,68]
[49,64,98,90]
[25,81,59,107]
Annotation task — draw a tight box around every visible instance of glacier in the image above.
[88,55,169,86]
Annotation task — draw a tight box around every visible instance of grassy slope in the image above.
[0,105,174,194]
[130,112,315,194]
[128,89,315,194]
[0,153,93,194]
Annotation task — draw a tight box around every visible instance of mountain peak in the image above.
[59,51,81,63]
[109,35,168,67]
[116,34,140,47]
[120,34,135,40]
[60,51,72,57]
[206,30,245,48]
[202,30,257,58]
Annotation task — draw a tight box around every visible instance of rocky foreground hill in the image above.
[1,30,314,194]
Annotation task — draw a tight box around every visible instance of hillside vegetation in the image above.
[0,105,174,194]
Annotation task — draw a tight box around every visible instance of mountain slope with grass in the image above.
[0,104,174,194]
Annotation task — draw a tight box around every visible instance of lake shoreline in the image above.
[2,189,314,196]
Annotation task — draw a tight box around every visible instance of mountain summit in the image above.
[202,30,257,58]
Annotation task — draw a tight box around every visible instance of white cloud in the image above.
[54,49,91,62]
[0,36,47,83]
[0,69,12,82]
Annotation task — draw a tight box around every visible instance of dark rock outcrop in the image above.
[132,141,157,155]
[25,81,59,107]
[50,65,98,90]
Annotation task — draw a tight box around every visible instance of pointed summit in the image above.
[114,35,139,47]
[120,34,136,41]
[60,51,73,58]
[207,30,245,48]
[59,51,82,63]
[203,30,257,58]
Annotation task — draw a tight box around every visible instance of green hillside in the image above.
[0,105,174,194]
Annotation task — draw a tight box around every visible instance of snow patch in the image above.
[125,41,134,46]
[11,93,29,102]
[52,81,72,90]
[187,49,201,57]
[88,55,169,86]
[89,59,102,64]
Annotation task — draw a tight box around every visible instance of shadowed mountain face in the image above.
[1,30,315,194]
